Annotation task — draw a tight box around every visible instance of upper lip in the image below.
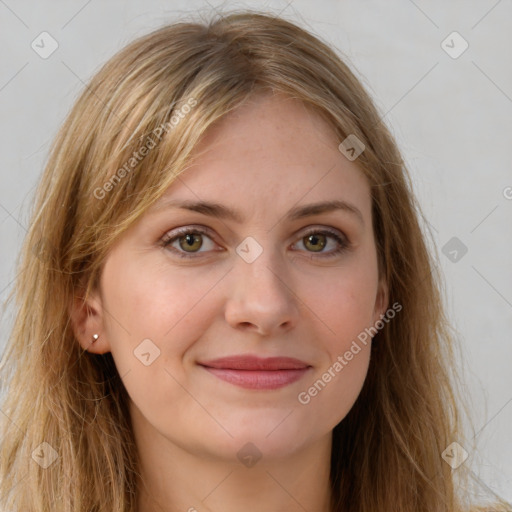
[199,355,310,371]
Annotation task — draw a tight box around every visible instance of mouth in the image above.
[198,355,312,390]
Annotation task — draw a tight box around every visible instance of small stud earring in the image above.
[92,334,99,342]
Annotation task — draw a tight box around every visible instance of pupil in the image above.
[181,233,201,251]
[307,234,325,251]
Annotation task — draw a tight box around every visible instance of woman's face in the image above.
[85,93,387,463]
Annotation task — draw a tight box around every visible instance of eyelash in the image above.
[160,226,350,260]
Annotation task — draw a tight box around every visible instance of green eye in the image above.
[162,226,349,260]
[294,228,349,259]
[178,233,203,252]
[303,233,327,252]
[162,227,215,258]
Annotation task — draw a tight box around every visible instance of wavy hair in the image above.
[0,9,509,512]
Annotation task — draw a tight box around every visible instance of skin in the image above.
[71,92,388,512]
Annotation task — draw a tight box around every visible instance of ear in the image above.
[68,284,111,355]
[372,276,389,325]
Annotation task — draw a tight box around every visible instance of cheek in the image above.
[100,255,225,366]
[297,269,376,426]
[312,257,379,343]
[297,255,377,413]
[297,341,371,434]
[98,257,225,427]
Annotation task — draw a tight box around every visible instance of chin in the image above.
[202,413,322,463]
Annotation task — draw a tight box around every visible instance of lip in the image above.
[200,355,310,370]
[198,355,312,390]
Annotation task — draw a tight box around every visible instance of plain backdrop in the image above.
[0,0,511,502]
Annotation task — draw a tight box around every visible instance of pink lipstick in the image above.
[198,355,311,390]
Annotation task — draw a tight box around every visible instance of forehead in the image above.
[153,93,371,221]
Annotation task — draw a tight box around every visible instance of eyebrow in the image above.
[152,198,364,225]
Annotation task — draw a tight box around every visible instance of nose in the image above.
[224,244,300,336]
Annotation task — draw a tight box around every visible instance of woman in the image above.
[0,10,509,512]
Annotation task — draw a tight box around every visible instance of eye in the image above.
[161,226,218,258]
[293,228,349,258]
[160,226,350,260]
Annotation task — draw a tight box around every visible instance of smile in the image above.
[201,367,311,389]
[198,355,312,390]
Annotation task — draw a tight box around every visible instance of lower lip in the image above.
[201,366,311,390]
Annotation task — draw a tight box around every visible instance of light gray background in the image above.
[0,0,510,502]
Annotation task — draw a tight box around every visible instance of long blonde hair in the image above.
[0,10,509,512]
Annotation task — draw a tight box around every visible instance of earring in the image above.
[92,334,99,343]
